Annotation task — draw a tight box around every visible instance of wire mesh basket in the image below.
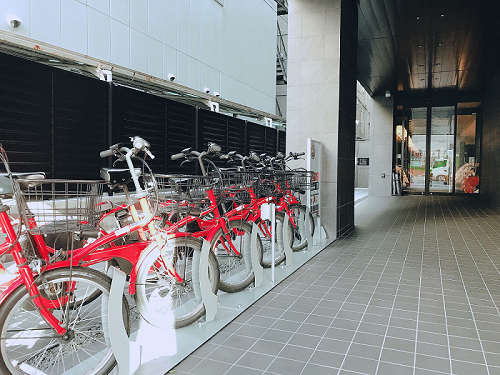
[14,179,105,235]
[288,169,315,191]
[212,170,261,204]
[148,174,212,214]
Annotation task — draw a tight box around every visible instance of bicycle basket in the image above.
[15,179,105,235]
[289,169,315,192]
[212,170,260,204]
[150,174,211,214]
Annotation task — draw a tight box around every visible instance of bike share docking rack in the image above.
[107,205,330,375]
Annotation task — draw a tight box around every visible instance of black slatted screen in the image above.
[53,71,108,179]
[265,127,277,156]
[278,130,286,154]
[115,86,166,173]
[247,122,266,155]
[0,52,284,178]
[166,100,197,174]
[0,54,52,174]
[227,117,246,154]
[198,109,228,168]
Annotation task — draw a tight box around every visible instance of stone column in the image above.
[369,96,394,196]
[286,0,357,238]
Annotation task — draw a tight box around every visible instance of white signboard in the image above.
[306,138,321,220]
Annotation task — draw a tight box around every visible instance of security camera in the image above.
[6,15,21,29]
[167,73,176,82]
[204,87,210,94]
[214,91,220,97]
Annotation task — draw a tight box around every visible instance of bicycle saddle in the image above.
[0,172,45,197]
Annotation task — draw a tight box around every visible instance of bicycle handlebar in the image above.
[100,149,114,158]
[171,153,184,160]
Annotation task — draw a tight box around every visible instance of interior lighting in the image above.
[416,16,422,20]
[49,59,60,63]
[437,43,443,46]
[440,14,445,17]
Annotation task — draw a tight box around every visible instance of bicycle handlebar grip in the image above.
[100,149,114,158]
[171,153,184,160]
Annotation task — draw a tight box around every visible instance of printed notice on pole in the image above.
[306,138,321,219]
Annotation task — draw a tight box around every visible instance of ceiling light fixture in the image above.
[437,43,443,46]
[49,59,60,63]
[440,14,445,17]
[418,44,424,48]
[416,16,422,20]
[436,63,441,66]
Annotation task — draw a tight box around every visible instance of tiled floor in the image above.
[172,195,500,375]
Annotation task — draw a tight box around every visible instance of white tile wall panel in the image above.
[30,0,61,46]
[200,62,211,92]
[163,44,177,80]
[111,18,130,67]
[176,51,190,87]
[61,0,87,55]
[130,28,148,73]
[148,0,163,42]
[110,0,129,25]
[130,0,147,34]
[189,0,201,61]
[148,37,163,78]
[87,0,109,16]
[176,2,190,55]
[88,7,110,62]
[189,57,200,92]
[3,0,276,113]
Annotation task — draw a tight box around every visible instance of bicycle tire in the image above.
[259,211,292,268]
[134,236,220,329]
[289,203,315,251]
[0,267,130,375]
[211,219,262,293]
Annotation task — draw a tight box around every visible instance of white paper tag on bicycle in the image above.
[260,203,272,220]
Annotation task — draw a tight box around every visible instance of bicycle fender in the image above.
[0,276,24,305]
[128,241,159,295]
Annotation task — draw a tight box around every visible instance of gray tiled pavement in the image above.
[172,195,500,375]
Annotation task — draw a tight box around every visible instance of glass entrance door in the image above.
[396,103,481,195]
[429,106,455,193]
[407,108,427,193]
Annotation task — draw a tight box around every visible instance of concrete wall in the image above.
[369,96,393,196]
[0,0,277,113]
[286,0,357,239]
[481,72,500,206]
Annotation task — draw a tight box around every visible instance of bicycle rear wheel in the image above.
[211,219,262,293]
[259,211,292,268]
[289,204,315,251]
[134,236,220,329]
[0,267,130,375]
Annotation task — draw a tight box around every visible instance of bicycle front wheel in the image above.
[134,236,220,329]
[0,267,130,375]
[211,219,262,293]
